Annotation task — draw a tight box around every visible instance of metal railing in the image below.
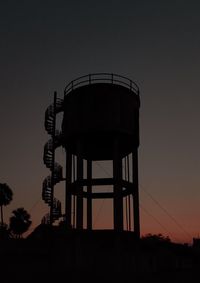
[64,73,139,96]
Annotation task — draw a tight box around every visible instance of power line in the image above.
[93,162,111,227]
[93,199,105,228]
[29,199,41,213]
[95,160,192,242]
[140,203,181,242]
[95,161,111,177]
[140,185,192,241]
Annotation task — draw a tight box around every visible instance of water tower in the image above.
[42,73,140,238]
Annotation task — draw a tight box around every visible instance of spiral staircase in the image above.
[42,93,64,224]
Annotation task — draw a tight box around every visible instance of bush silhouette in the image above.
[9,207,32,238]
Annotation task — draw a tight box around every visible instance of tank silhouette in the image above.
[42,73,140,237]
[62,80,139,160]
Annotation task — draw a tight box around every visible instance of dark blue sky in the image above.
[0,0,200,242]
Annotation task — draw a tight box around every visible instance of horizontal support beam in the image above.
[71,178,113,188]
[83,178,114,186]
[88,192,114,199]
[69,179,135,198]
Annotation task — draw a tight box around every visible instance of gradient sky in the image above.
[0,0,200,243]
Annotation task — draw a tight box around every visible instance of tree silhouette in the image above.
[0,223,10,240]
[0,183,13,225]
[9,208,32,238]
[141,233,171,246]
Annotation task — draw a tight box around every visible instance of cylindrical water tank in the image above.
[62,74,140,160]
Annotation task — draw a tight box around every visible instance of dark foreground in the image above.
[1,227,200,283]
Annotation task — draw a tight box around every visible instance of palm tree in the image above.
[0,183,13,225]
[9,208,32,238]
